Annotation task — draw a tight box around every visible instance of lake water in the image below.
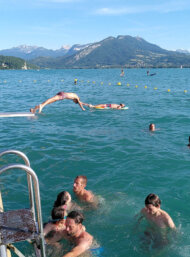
[0,68,190,257]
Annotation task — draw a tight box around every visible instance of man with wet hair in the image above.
[149,123,156,131]
[73,175,95,203]
[62,211,93,257]
[139,193,175,229]
[45,211,92,257]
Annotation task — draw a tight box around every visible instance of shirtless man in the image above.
[139,193,175,229]
[30,92,88,113]
[89,103,125,109]
[149,123,156,132]
[73,176,95,203]
[62,211,93,257]
[45,211,92,257]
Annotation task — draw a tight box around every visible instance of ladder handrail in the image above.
[0,164,46,257]
[0,150,35,218]
[0,150,30,166]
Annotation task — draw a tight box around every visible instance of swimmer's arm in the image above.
[84,191,97,204]
[62,240,89,257]
[80,102,90,107]
[80,102,95,108]
[43,222,53,236]
[78,100,85,111]
[165,214,176,229]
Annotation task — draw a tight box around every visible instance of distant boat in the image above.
[22,62,28,70]
[180,65,183,69]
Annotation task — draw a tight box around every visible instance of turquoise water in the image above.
[1,68,190,257]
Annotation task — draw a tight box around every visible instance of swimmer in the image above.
[149,123,156,131]
[51,191,82,219]
[73,176,96,204]
[44,207,67,243]
[89,103,125,109]
[44,209,86,246]
[187,136,190,147]
[30,92,88,113]
[120,69,125,77]
[46,211,93,257]
[139,193,175,229]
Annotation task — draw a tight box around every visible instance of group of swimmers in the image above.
[29,90,178,256]
[42,175,176,257]
[30,91,126,113]
[43,175,98,257]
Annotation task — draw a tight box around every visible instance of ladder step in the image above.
[0,209,38,245]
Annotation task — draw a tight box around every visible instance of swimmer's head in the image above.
[73,99,79,104]
[53,191,71,207]
[51,206,66,220]
[66,211,84,236]
[73,175,87,193]
[145,193,161,208]
[149,123,155,131]
[120,103,125,108]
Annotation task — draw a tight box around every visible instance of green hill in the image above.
[0,55,38,70]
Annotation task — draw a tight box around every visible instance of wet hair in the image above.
[149,123,155,130]
[73,98,79,104]
[145,193,161,207]
[53,191,70,208]
[75,175,87,185]
[51,206,66,220]
[120,103,125,107]
[67,211,84,224]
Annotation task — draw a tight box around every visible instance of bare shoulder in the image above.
[43,222,54,235]
[140,208,146,215]
[84,190,94,202]
[78,231,93,245]
[160,209,171,219]
[160,209,175,228]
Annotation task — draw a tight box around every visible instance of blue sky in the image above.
[0,0,190,51]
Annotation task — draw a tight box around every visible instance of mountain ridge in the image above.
[1,35,190,68]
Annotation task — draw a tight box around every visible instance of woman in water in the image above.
[89,103,125,109]
[51,191,81,219]
[30,92,88,113]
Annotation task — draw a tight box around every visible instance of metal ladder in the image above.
[0,150,46,257]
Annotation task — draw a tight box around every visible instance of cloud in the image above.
[95,1,190,15]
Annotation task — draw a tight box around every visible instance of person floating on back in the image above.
[30,92,89,113]
[89,103,125,109]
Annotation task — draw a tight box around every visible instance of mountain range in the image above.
[1,35,190,68]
